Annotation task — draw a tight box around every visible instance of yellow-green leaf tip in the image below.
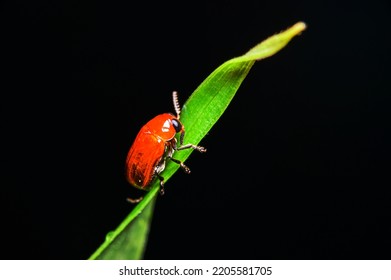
[241,21,307,62]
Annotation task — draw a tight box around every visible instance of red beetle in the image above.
[125,91,206,202]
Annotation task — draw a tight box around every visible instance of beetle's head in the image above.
[171,117,185,145]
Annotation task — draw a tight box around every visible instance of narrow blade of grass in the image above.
[89,22,306,260]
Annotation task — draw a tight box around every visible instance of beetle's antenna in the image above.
[172,91,181,118]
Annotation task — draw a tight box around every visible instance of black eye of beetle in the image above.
[171,118,182,133]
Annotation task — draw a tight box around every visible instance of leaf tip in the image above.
[292,21,307,34]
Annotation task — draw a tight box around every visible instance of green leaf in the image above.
[88,22,306,260]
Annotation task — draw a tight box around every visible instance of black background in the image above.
[1,0,390,260]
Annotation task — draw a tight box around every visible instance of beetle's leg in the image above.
[157,173,165,195]
[168,156,191,174]
[176,143,207,153]
[127,196,143,204]
[178,131,207,153]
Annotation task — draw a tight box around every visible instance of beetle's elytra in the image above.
[125,91,206,203]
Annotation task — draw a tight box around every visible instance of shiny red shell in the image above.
[125,113,181,190]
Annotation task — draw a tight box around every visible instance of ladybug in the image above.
[125,91,206,202]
